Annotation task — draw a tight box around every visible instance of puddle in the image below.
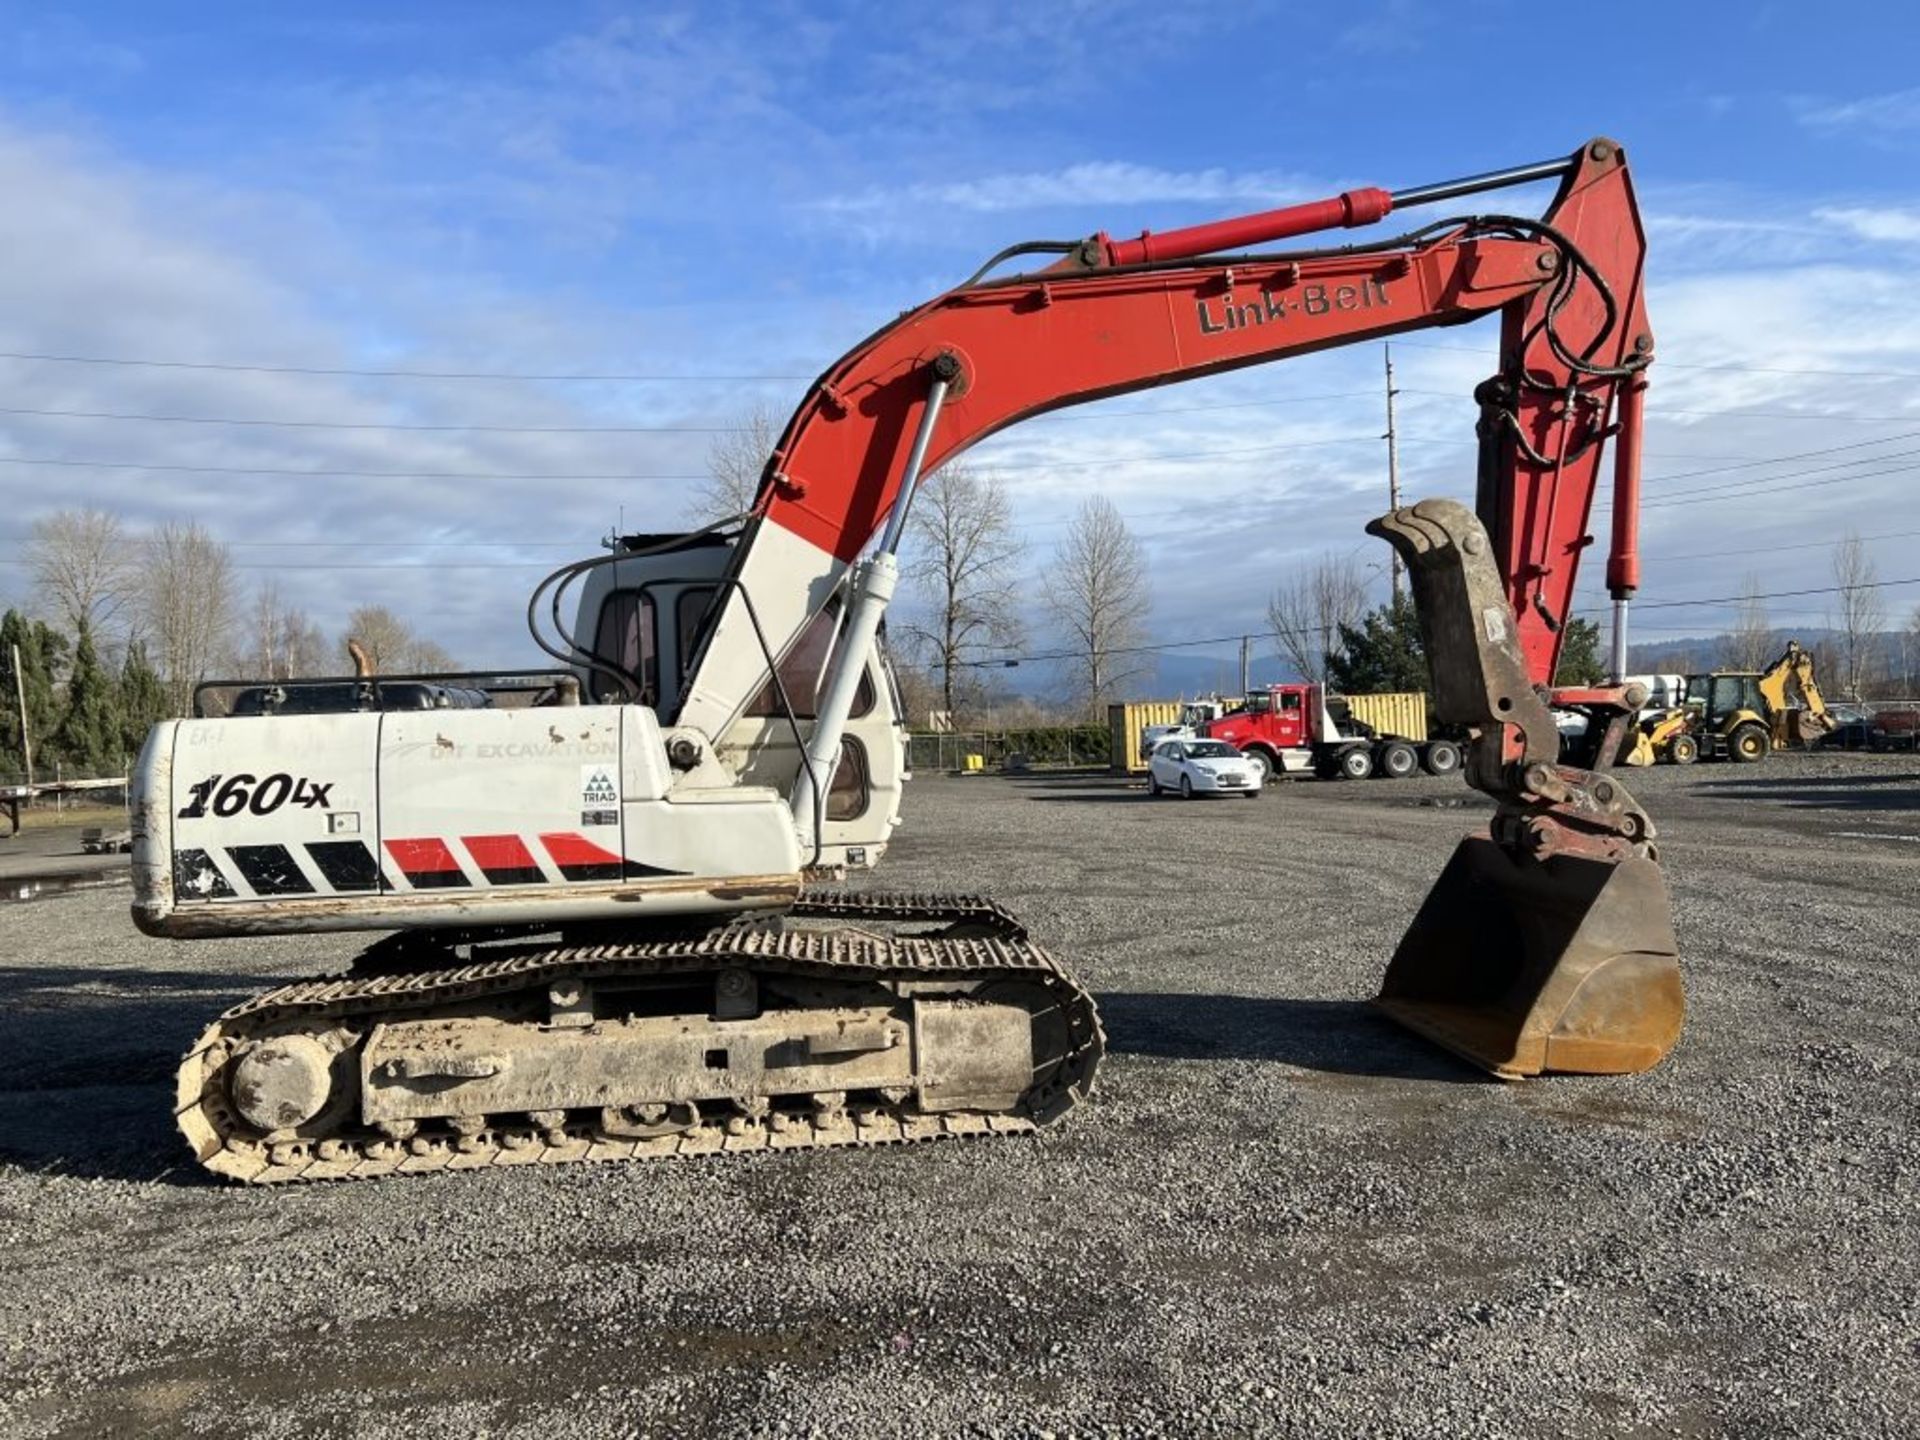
[1,869,130,904]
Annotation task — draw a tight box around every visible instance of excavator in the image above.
[1627,640,1836,764]
[132,137,1684,1184]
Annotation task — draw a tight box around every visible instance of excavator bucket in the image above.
[1376,839,1682,1077]
[1367,499,1685,1078]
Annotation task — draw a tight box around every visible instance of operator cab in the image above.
[1690,673,1765,726]
[569,526,907,846]
[570,529,737,715]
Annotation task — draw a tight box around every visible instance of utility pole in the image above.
[1384,344,1404,605]
[1239,634,1251,697]
[10,642,33,788]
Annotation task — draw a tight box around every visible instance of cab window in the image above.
[827,738,871,821]
[592,591,656,704]
[1280,691,1303,713]
[675,587,717,686]
[747,604,875,719]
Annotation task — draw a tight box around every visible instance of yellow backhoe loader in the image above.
[1628,641,1834,765]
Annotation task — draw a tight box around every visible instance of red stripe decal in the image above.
[539,832,623,868]
[385,837,463,873]
[462,834,538,871]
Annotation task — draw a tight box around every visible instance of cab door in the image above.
[1273,688,1308,747]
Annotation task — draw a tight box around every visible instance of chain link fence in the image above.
[907,726,1112,774]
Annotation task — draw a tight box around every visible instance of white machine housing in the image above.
[132,530,909,938]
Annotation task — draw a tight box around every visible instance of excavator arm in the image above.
[670,136,1681,1079]
[1759,640,1837,747]
[679,139,1649,739]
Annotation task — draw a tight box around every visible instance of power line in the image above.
[0,404,744,435]
[1642,458,1920,510]
[1397,388,1920,425]
[0,557,551,571]
[1631,575,1920,611]
[0,349,814,383]
[0,453,707,482]
[1389,339,1920,381]
[1588,453,1920,517]
[962,628,1272,669]
[0,391,1395,435]
[1634,526,1920,565]
[17,339,1920,385]
[0,432,1397,484]
[1633,429,1920,484]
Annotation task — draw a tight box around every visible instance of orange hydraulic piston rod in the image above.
[1095,154,1578,267]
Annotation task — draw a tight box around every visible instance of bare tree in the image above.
[26,508,138,643]
[251,580,290,679]
[1829,533,1885,701]
[249,582,334,679]
[341,605,458,675]
[1043,496,1150,719]
[341,606,412,674]
[400,638,460,673]
[284,612,331,678]
[142,522,237,715]
[885,635,945,730]
[900,465,1023,724]
[1725,572,1775,672]
[692,402,781,525]
[1267,554,1369,683]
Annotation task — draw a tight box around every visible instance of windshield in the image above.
[1186,741,1238,759]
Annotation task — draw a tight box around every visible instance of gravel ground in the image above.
[1,753,1915,1439]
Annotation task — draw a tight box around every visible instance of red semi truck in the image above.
[1199,683,1459,782]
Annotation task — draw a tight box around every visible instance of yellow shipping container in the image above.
[1345,691,1428,743]
[1107,701,1184,773]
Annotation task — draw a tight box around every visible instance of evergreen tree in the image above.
[1552,617,1607,687]
[1325,595,1431,698]
[0,609,68,779]
[52,620,126,774]
[120,640,169,757]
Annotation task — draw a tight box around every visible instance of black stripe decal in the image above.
[306,840,381,892]
[624,859,689,878]
[173,847,234,900]
[478,866,548,886]
[228,844,315,896]
[556,861,623,883]
[404,868,470,889]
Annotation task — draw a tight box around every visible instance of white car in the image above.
[1147,738,1262,799]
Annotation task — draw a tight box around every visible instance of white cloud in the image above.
[1798,87,1920,135]
[0,119,759,664]
[2,94,1916,678]
[1814,205,1920,243]
[816,162,1315,217]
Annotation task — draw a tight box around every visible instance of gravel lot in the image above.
[2,753,1916,1438]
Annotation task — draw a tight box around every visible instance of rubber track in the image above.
[177,895,1100,1185]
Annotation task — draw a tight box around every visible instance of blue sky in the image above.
[1,2,1918,675]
